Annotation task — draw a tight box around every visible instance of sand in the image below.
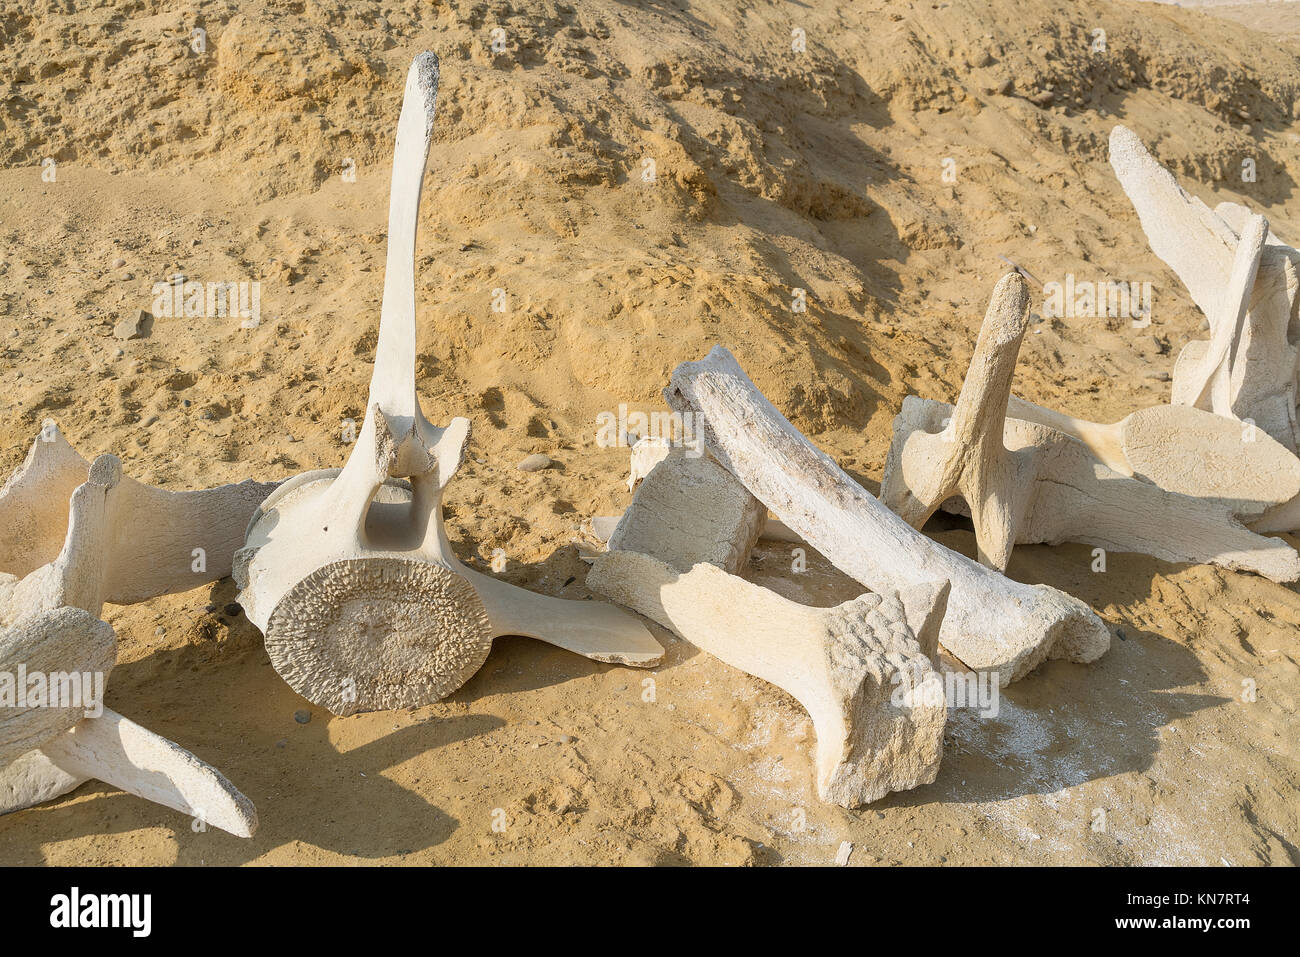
[0,0,1298,865]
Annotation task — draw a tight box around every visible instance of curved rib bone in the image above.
[588,550,949,807]
[663,341,1110,684]
[235,53,661,716]
[880,274,1300,584]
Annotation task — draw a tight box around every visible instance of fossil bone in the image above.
[1109,125,1300,452]
[1003,395,1300,519]
[880,274,1300,584]
[663,343,1110,683]
[626,435,671,492]
[0,695,259,839]
[233,53,661,717]
[588,549,949,807]
[591,511,802,548]
[0,423,278,604]
[608,449,766,575]
[0,462,258,836]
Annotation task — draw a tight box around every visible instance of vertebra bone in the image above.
[0,424,278,606]
[1109,125,1300,452]
[1003,395,1300,520]
[0,460,258,836]
[880,274,1300,584]
[234,53,661,717]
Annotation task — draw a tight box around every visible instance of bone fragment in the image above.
[608,449,766,575]
[880,275,1300,584]
[662,341,1110,683]
[589,550,948,807]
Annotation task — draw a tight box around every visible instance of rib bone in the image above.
[588,550,949,807]
[663,342,1110,683]
[234,53,661,717]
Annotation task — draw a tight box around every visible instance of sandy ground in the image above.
[0,0,1298,865]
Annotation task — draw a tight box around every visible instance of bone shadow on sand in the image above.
[0,579,505,864]
[751,523,1226,809]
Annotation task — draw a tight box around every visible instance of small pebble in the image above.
[154,626,166,636]
[111,257,126,269]
[293,709,311,725]
[113,309,152,341]
[224,602,243,617]
[204,604,217,614]
[517,452,553,472]
[558,734,575,744]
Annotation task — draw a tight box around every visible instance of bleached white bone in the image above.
[608,449,766,575]
[662,343,1110,684]
[590,512,803,548]
[588,550,948,807]
[626,436,671,491]
[0,703,259,839]
[1182,213,1269,415]
[234,53,661,717]
[1109,125,1300,452]
[880,274,1300,584]
[0,604,258,837]
[0,607,115,765]
[1004,395,1300,519]
[0,461,260,836]
[0,423,278,605]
